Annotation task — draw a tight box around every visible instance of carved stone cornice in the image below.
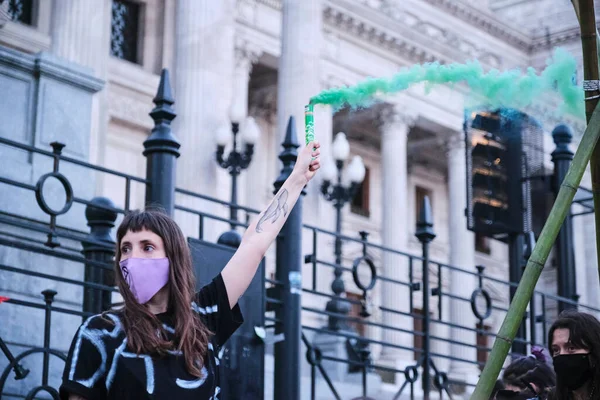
[323,2,506,68]
[253,0,508,65]
[255,0,529,59]
[418,0,532,52]
[324,5,440,65]
[530,26,581,51]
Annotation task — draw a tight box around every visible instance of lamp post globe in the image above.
[332,132,350,162]
[242,116,260,145]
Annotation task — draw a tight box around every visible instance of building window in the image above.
[351,167,370,217]
[413,308,439,360]
[477,323,491,371]
[110,0,141,64]
[475,232,491,254]
[7,0,33,25]
[415,186,432,222]
[413,308,433,389]
[413,308,422,361]
[346,292,366,336]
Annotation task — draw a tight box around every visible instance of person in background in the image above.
[495,346,556,400]
[549,311,600,400]
[491,380,506,400]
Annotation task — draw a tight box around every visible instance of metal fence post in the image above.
[524,231,539,344]
[41,289,56,387]
[82,197,117,317]
[551,124,577,311]
[273,116,304,400]
[508,232,527,355]
[415,195,436,400]
[143,69,180,215]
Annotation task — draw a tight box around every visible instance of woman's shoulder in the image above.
[79,311,125,336]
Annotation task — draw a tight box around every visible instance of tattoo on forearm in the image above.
[256,189,289,233]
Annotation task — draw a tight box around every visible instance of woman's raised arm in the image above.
[221,141,321,308]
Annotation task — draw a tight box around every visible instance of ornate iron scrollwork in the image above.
[351,232,377,318]
[33,142,74,248]
[471,265,493,321]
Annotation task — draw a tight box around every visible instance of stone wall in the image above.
[0,46,102,398]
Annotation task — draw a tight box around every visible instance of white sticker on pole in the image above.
[289,271,302,295]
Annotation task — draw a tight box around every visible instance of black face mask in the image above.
[553,353,593,391]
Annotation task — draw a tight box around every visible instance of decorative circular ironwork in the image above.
[470,288,492,320]
[34,172,74,216]
[404,365,419,383]
[352,256,377,292]
[433,372,449,390]
[25,385,60,400]
[306,346,322,367]
[0,348,67,394]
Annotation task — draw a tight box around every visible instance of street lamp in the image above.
[216,115,260,247]
[321,132,366,331]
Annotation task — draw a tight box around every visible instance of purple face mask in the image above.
[119,257,170,304]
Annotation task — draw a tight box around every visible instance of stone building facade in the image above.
[0,0,598,398]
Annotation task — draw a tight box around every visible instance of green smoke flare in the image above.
[310,48,583,118]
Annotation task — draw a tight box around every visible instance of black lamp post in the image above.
[216,117,259,247]
[321,132,366,331]
[552,124,577,311]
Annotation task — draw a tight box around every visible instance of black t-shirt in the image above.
[59,274,243,400]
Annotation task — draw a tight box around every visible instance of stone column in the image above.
[51,0,111,74]
[447,132,479,382]
[232,40,262,122]
[231,39,262,209]
[50,0,111,166]
[380,106,416,367]
[277,0,323,223]
[172,0,235,240]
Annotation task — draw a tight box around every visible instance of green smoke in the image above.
[310,48,583,118]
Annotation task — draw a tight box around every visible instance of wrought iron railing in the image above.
[0,132,141,398]
[1,68,598,400]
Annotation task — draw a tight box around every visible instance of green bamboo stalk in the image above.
[470,102,600,400]
[574,0,600,289]
[471,4,599,398]
[571,0,600,60]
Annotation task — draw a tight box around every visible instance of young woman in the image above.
[549,311,600,400]
[495,347,556,400]
[59,141,321,400]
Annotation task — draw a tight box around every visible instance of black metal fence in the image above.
[290,211,599,400]
[0,69,598,400]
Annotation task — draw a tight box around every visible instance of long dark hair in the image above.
[114,209,211,377]
[502,347,555,398]
[548,311,600,399]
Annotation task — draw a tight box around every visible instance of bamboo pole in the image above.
[571,0,600,60]
[574,0,600,288]
[471,4,600,398]
[470,102,600,399]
